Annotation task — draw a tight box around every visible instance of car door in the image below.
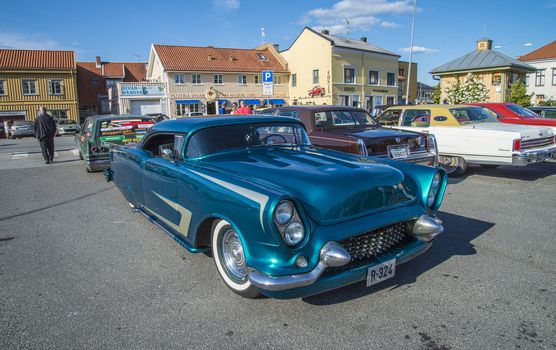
[142,133,184,234]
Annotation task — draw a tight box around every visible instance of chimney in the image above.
[360,37,367,43]
[321,29,329,35]
[273,43,280,51]
[95,56,101,69]
[476,38,493,51]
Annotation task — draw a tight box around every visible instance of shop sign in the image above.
[121,85,165,96]
[343,87,356,92]
[0,110,26,116]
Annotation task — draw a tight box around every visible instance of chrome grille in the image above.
[522,136,554,150]
[340,222,409,261]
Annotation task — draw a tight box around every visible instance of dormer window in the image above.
[257,53,267,60]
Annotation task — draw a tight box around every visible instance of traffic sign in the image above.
[262,82,273,96]
[262,70,273,83]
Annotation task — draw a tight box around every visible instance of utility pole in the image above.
[405,0,417,105]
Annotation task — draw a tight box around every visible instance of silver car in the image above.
[10,121,34,138]
[56,119,81,136]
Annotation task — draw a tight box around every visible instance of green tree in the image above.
[507,80,532,107]
[432,84,441,104]
[445,73,489,104]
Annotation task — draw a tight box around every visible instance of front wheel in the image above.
[211,220,260,298]
[439,155,467,177]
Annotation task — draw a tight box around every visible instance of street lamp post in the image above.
[405,0,417,105]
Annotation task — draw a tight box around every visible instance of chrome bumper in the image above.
[86,158,110,172]
[512,146,556,166]
[248,215,443,292]
[376,150,438,167]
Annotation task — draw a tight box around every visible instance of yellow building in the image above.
[398,61,417,104]
[281,27,400,110]
[0,49,79,122]
[430,39,535,103]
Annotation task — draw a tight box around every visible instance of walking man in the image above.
[34,107,56,164]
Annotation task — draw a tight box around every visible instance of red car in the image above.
[471,103,556,131]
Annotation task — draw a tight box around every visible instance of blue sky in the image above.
[1,0,555,85]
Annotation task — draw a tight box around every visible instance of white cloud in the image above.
[399,46,438,54]
[303,0,415,34]
[0,32,61,50]
[214,0,240,9]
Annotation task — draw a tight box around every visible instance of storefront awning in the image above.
[239,99,261,106]
[218,99,231,105]
[176,99,201,104]
[264,99,287,105]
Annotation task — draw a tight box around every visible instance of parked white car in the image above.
[378,105,556,176]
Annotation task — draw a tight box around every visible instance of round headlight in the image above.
[284,222,304,246]
[274,201,294,225]
[431,173,441,190]
[427,190,436,207]
[428,173,442,207]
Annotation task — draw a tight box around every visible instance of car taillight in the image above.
[99,146,108,153]
[90,146,98,153]
[86,132,92,138]
[512,139,521,152]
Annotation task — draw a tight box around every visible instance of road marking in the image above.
[11,153,28,159]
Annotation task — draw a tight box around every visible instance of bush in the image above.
[507,80,532,107]
[445,73,489,104]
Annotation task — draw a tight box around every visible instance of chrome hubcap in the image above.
[221,229,247,281]
[439,156,458,173]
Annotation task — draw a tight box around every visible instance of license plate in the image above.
[388,145,410,159]
[366,259,396,287]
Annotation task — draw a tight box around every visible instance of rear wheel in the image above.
[211,220,260,298]
[439,155,467,177]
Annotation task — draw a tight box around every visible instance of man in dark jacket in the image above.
[34,107,57,164]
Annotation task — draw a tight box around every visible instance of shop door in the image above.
[206,102,217,115]
[131,100,161,115]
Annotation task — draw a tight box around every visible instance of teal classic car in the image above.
[76,115,155,172]
[106,116,446,299]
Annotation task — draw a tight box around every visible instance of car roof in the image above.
[273,105,369,112]
[384,104,471,109]
[151,115,303,133]
[88,114,153,122]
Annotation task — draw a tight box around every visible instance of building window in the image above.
[175,73,186,84]
[344,67,355,84]
[22,80,37,95]
[275,75,282,84]
[386,96,395,105]
[254,75,261,84]
[214,74,223,84]
[257,53,267,60]
[238,75,247,85]
[313,69,319,84]
[105,79,121,89]
[177,103,199,116]
[177,104,187,116]
[91,78,99,87]
[49,109,67,119]
[192,74,201,84]
[291,74,297,87]
[338,95,349,106]
[535,69,545,86]
[552,68,556,86]
[387,72,396,86]
[398,68,405,77]
[48,79,62,95]
[369,70,379,85]
[0,80,5,95]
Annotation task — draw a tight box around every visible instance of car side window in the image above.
[83,120,94,137]
[401,109,431,127]
[544,110,556,119]
[142,133,186,160]
[314,111,332,127]
[378,109,401,126]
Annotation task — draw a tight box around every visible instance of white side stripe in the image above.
[190,170,269,228]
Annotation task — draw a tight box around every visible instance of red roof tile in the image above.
[153,44,288,73]
[0,49,75,69]
[518,41,556,61]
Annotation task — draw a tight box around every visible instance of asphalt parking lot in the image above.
[1,137,555,349]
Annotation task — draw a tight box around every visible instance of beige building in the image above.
[397,61,417,104]
[146,44,289,117]
[281,27,400,110]
[430,38,535,103]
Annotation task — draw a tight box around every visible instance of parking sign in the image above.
[262,70,273,83]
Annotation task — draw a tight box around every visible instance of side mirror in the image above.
[161,148,174,162]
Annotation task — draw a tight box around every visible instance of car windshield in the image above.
[506,104,539,118]
[450,107,499,125]
[58,120,74,125]
[13,121,32,126]
[314,110,377,127]
[98,118,155,144]
[185,123,311,158]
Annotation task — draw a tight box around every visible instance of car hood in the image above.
[460,122,553,139]
[323,127,425,154]
[201,147,417,225]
